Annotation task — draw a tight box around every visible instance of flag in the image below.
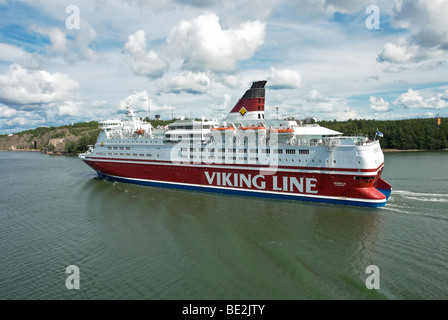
[376,130,384,138]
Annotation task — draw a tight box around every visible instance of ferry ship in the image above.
[79,81,391,207]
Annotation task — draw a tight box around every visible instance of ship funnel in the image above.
[225,80,266,121]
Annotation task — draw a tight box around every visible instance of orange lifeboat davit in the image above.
[211,127,235,131]
[269,128,294,133]
[135,129,144,135]
[239,125,266,130]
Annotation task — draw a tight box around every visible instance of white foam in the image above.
[392,190,448,203]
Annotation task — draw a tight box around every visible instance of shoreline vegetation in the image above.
[382,148,448,152]
[0,117,447,155]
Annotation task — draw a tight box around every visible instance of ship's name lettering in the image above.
[204,171,318,193]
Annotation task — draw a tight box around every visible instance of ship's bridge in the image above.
[99,119,123,129]
[163,118,219,143]
[99,106,154,139]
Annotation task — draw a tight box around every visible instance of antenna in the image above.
[150,96,151,120]
[269,106,280,120]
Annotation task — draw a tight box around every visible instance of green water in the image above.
[1,151,447,299]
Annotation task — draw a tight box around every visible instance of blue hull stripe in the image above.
[98,173,387,208]
[377,188,392,200]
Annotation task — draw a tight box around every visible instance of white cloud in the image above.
[302,89,349,115]
[417,60,446,71]
[378,0,448,64]
[0,104,18,118]
[124,30,169,79]
[443,89,448,100]
[382,64,408,73]
[0,109,50,132]
[119,90,151,111]
[3,0,448,133]
[167,13,266,73]
[299,89,349,115]
[267,67,303,90]
[160,71,211,94]
[31,20,98,63]
[211,93,232,114]
[329,109,360,121]
[393,0,448,50]
[292,0,376,18]
[216,73,241,89]
[228,0,281,21]
[75,20,98,62]
[369,96,390,111]
[377,37,443,64]
[118,90,183,120]
[306,89,329,103]
[41,99,118,121]
[381,79,409,88]
[0,43,29,62]
[3,115,30,128]
[393,88,448,109]
[0,64,79,106]
[394,89,424,108]
[53,100,86,117]
[425,93,448,109]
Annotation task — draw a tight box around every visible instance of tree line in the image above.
[4,117,447,153]
[16,121,99,138]
[65,130,99,154]
[318,118,448,150]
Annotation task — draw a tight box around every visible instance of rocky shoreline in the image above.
[383,148,448,152]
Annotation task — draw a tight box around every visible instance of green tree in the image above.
[77,135,90,153]
[65,141,78,154]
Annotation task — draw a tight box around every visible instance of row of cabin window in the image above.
[104,142,310,156]
[104,153,338,164]
[105,140,162,145]
[167,125,213,130]
[105,147,305,155]
[175,156,333,164]
[108,146,131,150]
[179,148,309,155]
[107,146,163,151]
[165,133,209,138]
[107,153,159,157]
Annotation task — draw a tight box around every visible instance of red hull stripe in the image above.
[82,158,387,203]
[101,173,387,206]
[85,157,384,175]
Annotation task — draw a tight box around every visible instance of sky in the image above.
[0,0,448,133]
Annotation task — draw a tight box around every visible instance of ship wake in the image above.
[391,190,448,203]
[382,189,448,221]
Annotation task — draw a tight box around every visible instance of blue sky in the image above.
[1,0,448,133]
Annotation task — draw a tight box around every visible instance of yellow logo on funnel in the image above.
[239,107,247,116]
